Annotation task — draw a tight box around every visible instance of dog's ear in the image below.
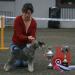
[32,40,45,49]
[38,41,45,47]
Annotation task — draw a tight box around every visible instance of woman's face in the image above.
[22,10,32,21]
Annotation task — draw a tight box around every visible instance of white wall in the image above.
[60,8,75,28]
[60,21,75,28]
[0,0,75,28]
[0,1,15,16]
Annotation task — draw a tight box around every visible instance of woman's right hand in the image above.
[28,36,35,40]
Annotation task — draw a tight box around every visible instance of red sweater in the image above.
[12,16,37,45]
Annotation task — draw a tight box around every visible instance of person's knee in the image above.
[10,44,20,55]
[10,43,18,50]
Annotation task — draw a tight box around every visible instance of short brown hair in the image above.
[22,3,34,13]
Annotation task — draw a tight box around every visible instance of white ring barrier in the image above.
[5,16,75,22]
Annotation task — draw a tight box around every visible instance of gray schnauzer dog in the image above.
[4,40,45,72]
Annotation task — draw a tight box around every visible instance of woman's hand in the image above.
[28,36,35,40]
